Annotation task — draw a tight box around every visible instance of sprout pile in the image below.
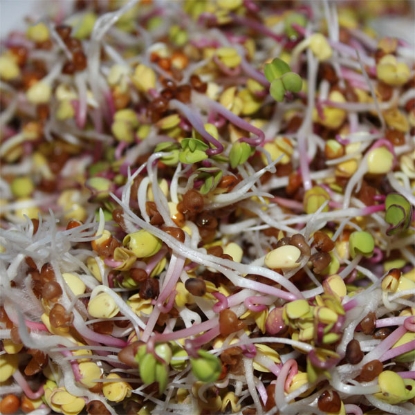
[0,0,414,414]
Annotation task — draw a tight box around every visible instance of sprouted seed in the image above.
[0,0,414,415]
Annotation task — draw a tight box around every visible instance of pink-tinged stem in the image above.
[25,320,49,331]
[283,360,298,393]
[344,404,363,415]
[380,339,415,362]
[275,359,297,411]
[207,99,265,147]
[12,370,44,399]
[154,317,219,343]
[59,349,82,381]
[145,247,168,276]
[244,295,274,312]
[363,325,407,363]
[376,316,407,328]
[404,316,415,332]
[230,14,284,42]
[169,99,224,156]
[212,292,229,313]
[397,371,415,379]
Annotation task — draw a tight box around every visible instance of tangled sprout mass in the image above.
[0,0,415,414]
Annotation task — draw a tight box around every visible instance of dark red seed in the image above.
[318,390,341,413]
[55,25,72,40]
[360,312,376,335]
[345,339,364,364]
[356,360,383,382]
[42,281,62,301]
[185,278,206,296]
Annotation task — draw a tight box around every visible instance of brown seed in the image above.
[66,219,83,230]
[157,57,171,71]
[171,51,189,70]
[319,63,338,84]
[385,128,405,146]
[182,189,204,213]
[146,201,164,226]
[55,25,72,40]
[73,51,87,71]
[0,394,20,414]
[317,390,341,413]
[64,37,82,52]
[139,278,160,300]
[313,231,335,252]
[310,251,331,274]
[275,236,292,248]
[114,312,130,328]
[86,400,111,415]
[124,400,144,415]
[42,280,62,301]
[265,383,276,411]
[185,278,206,296]
[345,339,364,364]
[21,394,35,413]
[207,245,224,257]
[10,327,21,344]
[373,327,392,340]
[91,320,113,335]
[160,88,175,101]
[130,268,148,283]
[49,303,72,328]
[195,211,218,230]
[356,360,383,382]
[376,82,393,101]
[161,226,185,243]
[190,74,207,93]
[175,84,191,103]
[290,234,311,256]
[40,263,55,282]
[8,45,28,67]
[360,312,376,335]
[62,60,76,75]
[286,171,302,195]
[219,309,245,336]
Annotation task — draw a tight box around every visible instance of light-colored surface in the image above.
[0,0,34,37]
[1,0,414,44]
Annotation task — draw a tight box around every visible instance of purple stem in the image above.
[404,316,415,332]
[59,349,82,381]
[398,371,415,379]
[156,290,177,313]
[115,140,128,160]
[145,247,168,276]
[368,247,383,264]
[153,317,219,343]
[12,370,44,399]
[241,343,257,358]
[380,339,415,362]
[244,295,273,312]
[185,326,221,356]
[207,99,265,146]
[230,14,284,42]
[308,349,340,369]
[375,316,407,328]
[169,99,224,156]
[240,58,269,86]
[212,55,242,77]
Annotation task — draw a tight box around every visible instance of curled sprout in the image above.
[384,193,413,236]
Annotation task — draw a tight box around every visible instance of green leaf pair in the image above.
[384,193,413,236]
[264,58,303,102]
[190,349,222,383]
[135,344,172,393]
[197,167,223,195]
[179,138,209,164]
[229,141,254,169]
